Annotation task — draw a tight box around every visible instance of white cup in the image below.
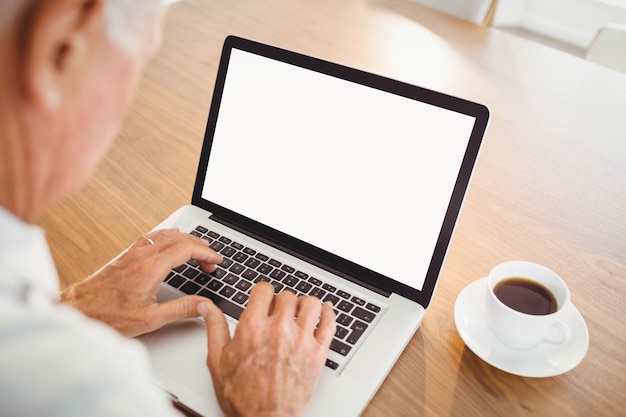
[485,261,572,350]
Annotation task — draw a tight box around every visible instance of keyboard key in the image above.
[198,289,243,320]
[235,279,252,292]
[337,290,351,299]
[330,339,352,356]
[167,275,186,288]
[351,320,367,331]
[218,236,232,244]
[232,291,249,305]
[233,252,249,263]
[207,279,224,292]
[219,286,236,298]
[346,330,363,345]
[228,263,245,275]
[257,263,273,275]
[366,303,381,313]
[309,287,326,299]
[346,320,368,345]
[255,252,269,261]
[223,273,239,285]
[269,269,286,280]
[219,258,234,268]
[243,247,256,256]
[209,241,225,252]
[241,269,259,281]
[183,268,199,279]
[337,300,354,313]
[336,313,353,327]
[220,246,237,258]
[244,258,261,269]
[295,271,308,279]
[190,231,202,238]
[353,306,376,323]
[323,294,340,307]
[325,359,339,370]
[351,296,366,306]
[194,273,211,286]
[335,326,349,339]
[322,283,336,293]
[281,264,295,274]
[282,275,299,287]
[268,259,281,267]
[231,242,244,250]
[207,231,220,239]
[270,280,284,293]
[210,267,227,279]
[308,277,322,286]
[295,281,312,293]
[254,275,271,283]
[180,281,201,295]
[173,264,186,273]
[195,226,208,234]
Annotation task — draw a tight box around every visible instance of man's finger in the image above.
[198,301,231,373]
[134,228,180,249]
[294,295,323,329]
[240,282,274,319]
[315,301,336,348]
[151,295,206,330]
[153,234,223,273]
[272,290,298,321]
[159,237,222,265]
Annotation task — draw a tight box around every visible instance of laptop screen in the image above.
[195,37,488,305]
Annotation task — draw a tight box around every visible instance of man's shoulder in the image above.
[0,300,178,417]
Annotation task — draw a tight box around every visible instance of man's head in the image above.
[0,0,167,222]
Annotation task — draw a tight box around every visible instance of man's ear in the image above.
[19,0,103,111]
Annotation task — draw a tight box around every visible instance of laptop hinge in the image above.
[208,215,392,298]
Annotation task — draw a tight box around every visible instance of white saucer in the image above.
[454,277,589,377]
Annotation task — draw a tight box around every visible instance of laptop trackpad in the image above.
[141,318,216,404]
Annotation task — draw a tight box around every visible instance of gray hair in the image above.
[0,0,165,53]
[103,0,165,53]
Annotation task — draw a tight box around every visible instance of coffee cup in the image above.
[485,261,572,350]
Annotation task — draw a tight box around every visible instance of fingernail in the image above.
[197,302,211,317]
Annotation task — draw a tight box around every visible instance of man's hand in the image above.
[199,283,336,417]
[59,228,223,337]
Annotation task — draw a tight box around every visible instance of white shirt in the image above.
[0,207,181,417]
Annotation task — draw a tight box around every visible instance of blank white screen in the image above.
[202,49,475,291]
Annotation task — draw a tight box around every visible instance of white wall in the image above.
[494,0,626,49]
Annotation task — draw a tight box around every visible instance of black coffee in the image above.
[493,278,558,315]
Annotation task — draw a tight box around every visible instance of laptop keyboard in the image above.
[164,226,382,370]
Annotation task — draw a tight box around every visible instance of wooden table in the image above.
[39,0,626,415]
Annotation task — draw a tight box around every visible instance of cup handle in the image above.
[544,320,572,345]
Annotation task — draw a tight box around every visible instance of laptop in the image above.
[135,35,489,416]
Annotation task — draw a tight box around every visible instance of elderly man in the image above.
[0,1,336,416]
